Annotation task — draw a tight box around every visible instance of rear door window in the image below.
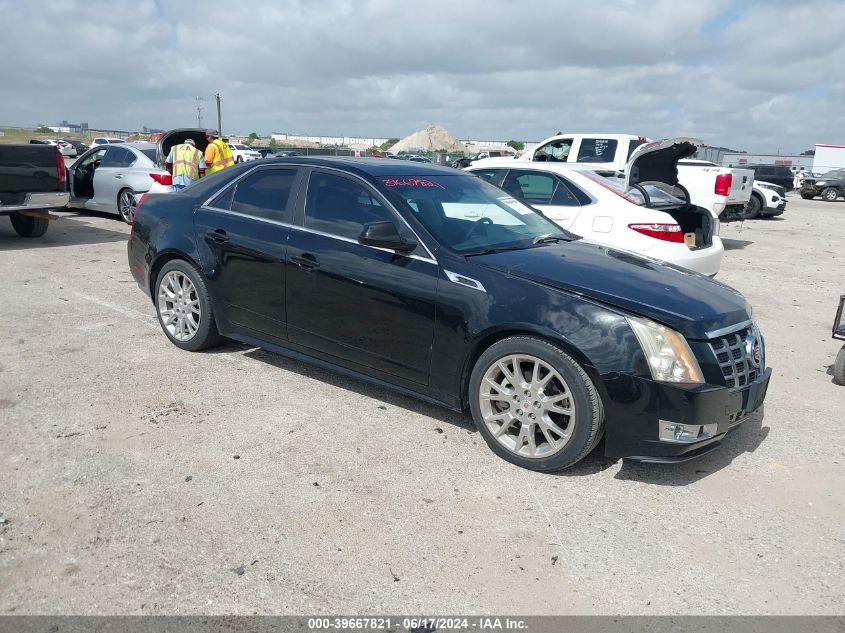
[576,138,618,163]
[229,168,298,223]
[100,146,134,168]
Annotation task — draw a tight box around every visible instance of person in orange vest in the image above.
[164,138,206,190]
[204,129,235,174]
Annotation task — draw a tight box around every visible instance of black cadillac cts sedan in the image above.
[128,158,771,471]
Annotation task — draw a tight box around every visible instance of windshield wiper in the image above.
[464,244,530,256]
[532,233,570,244]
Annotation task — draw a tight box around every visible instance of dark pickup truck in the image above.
[0,144,69,237]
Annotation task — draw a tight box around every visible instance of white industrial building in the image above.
[812,144,845,173]
[721,153,814,170]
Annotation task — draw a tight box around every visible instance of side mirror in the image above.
[358,221,417,253]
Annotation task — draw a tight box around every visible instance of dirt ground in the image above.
[0,195,843,615]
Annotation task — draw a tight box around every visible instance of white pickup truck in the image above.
[676,159,755,222]
[474,132,753,221]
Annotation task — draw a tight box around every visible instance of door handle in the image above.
[206,229,229,243]
[114,174,123,179]
[290,253,320,270]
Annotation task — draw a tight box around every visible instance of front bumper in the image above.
[762,200,786,216]
[604,367,772,462]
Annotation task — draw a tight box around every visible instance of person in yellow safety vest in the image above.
[204,129,235,174]
[164,138,206,190]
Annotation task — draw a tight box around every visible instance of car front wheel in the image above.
[155,260,221,351]
[469,336,604,471]
[822,187,839,202]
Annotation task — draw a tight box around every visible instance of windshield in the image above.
[585,172,686,207]
[379,175,573,255]
[822,169,845,179]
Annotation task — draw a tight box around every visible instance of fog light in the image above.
[659,421,718,444]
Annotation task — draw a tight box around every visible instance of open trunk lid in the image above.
[624,137,701,190]
[157,128,211,166]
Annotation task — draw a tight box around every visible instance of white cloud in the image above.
[0,0,842,152]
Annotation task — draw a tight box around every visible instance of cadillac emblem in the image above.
[745,332,763,369]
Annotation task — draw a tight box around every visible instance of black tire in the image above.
[800,192,815,200]
[235,156,242,164]
[834,345,845,386]
[9,212,49,238]
[154,259,221,352]
[822,187,839,202]
[740,194,762,220]
[117,188,137,224]
[468,336,604,471]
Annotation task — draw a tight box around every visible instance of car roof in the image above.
[257,156,457,177]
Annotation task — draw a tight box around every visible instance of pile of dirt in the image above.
[388,125,467,153]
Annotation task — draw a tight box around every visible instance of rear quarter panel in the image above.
[129,193,202,299]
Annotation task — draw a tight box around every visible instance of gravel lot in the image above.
[0,195,843,615]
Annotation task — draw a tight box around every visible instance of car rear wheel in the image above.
[834,345,845,386]
[117,188,137,224]
[822,187,839,202]
[468,336,604,471]
[9,212,49,237]
[740,194,761,220]
[155,260,221,351]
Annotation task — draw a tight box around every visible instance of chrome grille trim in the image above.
[707,324,763,390]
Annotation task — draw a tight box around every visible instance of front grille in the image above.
[708,326,762,390]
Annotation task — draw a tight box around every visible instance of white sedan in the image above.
[465,138,724,276]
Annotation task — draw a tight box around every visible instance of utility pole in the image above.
[195,96,204,127]
[215,93,222,137]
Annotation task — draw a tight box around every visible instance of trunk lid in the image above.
[157,128,211,166]
[624,137,701,190]
[471,241,749,339]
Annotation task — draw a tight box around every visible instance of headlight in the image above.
[627,316,704,384]
[816,181,827,186]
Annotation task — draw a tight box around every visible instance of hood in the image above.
[471,241,749,340]
[625,137,701,190]
[157,128,210,165]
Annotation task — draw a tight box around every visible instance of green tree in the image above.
[801,149,815,156]
[248,132,258,143]
[35,125,54,134]
[380,138,400,150]
[507,140,525,151]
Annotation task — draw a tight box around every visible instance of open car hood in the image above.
[157,128,210,165]
[624,137,701,189]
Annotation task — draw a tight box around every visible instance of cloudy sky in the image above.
[1,0,843,152]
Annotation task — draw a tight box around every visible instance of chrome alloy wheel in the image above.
[479,354,576,459]
[157,271,201,341]
[118,190,137,223]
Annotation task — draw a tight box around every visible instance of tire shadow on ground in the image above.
[0,210,128,251]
